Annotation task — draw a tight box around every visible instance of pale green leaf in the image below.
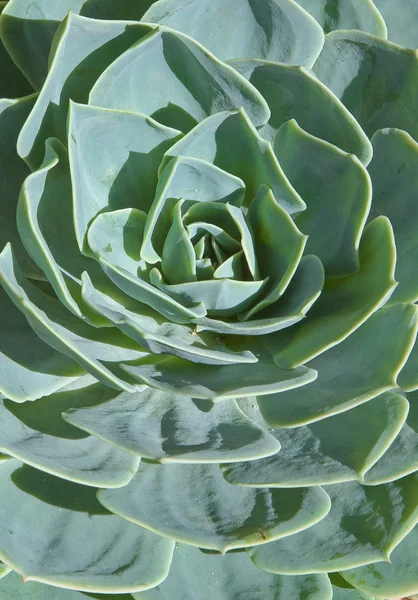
[295,0,387,36]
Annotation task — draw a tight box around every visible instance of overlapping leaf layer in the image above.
[0,0,417,598]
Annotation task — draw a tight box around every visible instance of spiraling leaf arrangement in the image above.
[0,1,418,599]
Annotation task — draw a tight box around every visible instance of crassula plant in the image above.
[1,0,418,599]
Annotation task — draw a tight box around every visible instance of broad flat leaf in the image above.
[89,27,270,132]
[342,522,418,598]
[250,474,418,573]
[0,2,33,97]
[373,0,418,48]
[0,95,42,279]
[161,109,306,214]
[0,245,148,392]
[98,462,331,552]
[69,102,181,250]
[16,13,154,168]
[364,391,418,484]
[313,30,418,142]
[0,285,83,403]
[195,254,324,336]
[142,0,324,67]
[265,217,397,369]
[81,273,257,366]
[0,379,140,487]
[63,387,280,463]
[275,120,371,276]
[0,460,174,593]
[398,328,418,392]
[122,350,317,401]
[133,544,332,600]
[223,392,408,487]
[258,303,418,426]
[329,573,377,600]
[295,0,387,36]
[0,0,159,90]
[368,128,418,305]
[230,59,372,164]
[0,570,134,599]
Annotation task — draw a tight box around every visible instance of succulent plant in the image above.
[1,0,418,598]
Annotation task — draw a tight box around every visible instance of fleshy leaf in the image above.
[122,350,317,401]
[368,128,418,305]
[69,102,181,251]
[224,392,408,488]
[0,2,33,97]
[0,460,174,593]
[265,217,397,368]
[258,302,418,426]
[250,474,418,574]
[132,544,332,600]
[0,245,148,392]
[295,0,387,36]
[89,27,270,132]
[98,462,331,552]
[373,0,418,48]
[275,120,371,276]
[313,30,418,142]
[230,59,372,164]
[329,573,374,600]
[63,386,280,463]
[161,109,306,214]
[142,0,324,67]
[17,14,155,168]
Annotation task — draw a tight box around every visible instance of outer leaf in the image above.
[258,303,418,426]
[250,474,418,574]
[133,544,332,600]
[89,27,270,132]
[275,120,371,276]
[223,392,408,487]
[313,30,418,142]
[142,0,324,67]
[0,2,33,97]
[0,460,174,593]
[295,0,387,36]
[265,217,397,369]
[98,462,331,552]
[17,13,155,168]
[329,573,377,600]
[62,386,280,463]
[373,0,418,48]
[368,128,418,305]
[230,59,372,164]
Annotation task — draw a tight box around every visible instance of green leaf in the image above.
[161,201,196,284]
[16,14,154,168]
[329,573,374,600]
[142,0,324,67]
[313,30,418,142]
[0,245,148,393]
[0,460,174,593]
[0,95,43,280]
[0,3,33,98]
[121,349,317,401]
[373,0,418,48]
[295,0,387,36]
[0,378,140,487]
[69,102,181,251]
[363,391,418,484]
[141,156,245,263]
[81,273,257,366]
[342,521,418,598]
[258,302,418,427]
[398,329,418,392]
[274,120,371,276]
[230,59,372,164]
[368,128,418,305]
[223,392,408,487]
[161,109,306,214]
[265,217,397,369]
[132,544,332,600]
[0,284,84,403]
[249,473,418,574]
[89,27,270,133]
[63,386,280,463]
[98,462,331,552]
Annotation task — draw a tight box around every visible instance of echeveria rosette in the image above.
[0,1,418,600]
